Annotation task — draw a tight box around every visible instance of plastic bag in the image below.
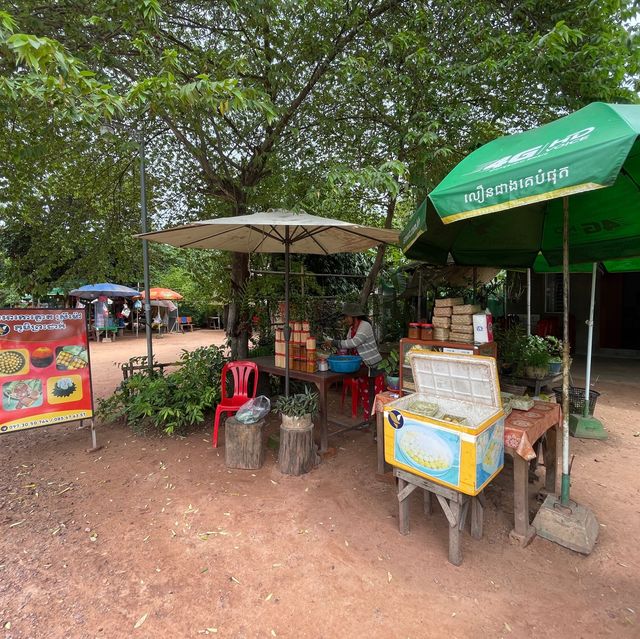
[235,396,271,424]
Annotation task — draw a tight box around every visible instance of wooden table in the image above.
[375,393,562,546]
[250,356,366,453]
[504,401,562,546]
[502,372,562,396]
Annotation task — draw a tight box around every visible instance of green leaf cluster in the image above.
[273,387,319,418]
[97,345,226,435]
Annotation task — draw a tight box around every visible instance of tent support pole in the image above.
[284,229,290,396]
[561,196,570,505]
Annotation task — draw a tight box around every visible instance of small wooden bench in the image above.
[394,468,485,566]
[179,316,194,331]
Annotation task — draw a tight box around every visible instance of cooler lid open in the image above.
[408,351,501,410]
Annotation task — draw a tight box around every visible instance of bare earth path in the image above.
[1,331,638,638]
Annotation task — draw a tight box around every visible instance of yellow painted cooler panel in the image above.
[384,408,504,496]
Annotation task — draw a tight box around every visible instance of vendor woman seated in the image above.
[326,302,384,419]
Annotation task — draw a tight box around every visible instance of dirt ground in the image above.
[1,330,639,639]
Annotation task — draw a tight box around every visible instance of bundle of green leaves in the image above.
[273,387,319,418]
[97,346,226,435]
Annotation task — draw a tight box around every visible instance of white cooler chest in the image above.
[384,351,504,496]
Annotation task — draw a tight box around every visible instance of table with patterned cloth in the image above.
[375,394,562,546]
[505,401,562,546]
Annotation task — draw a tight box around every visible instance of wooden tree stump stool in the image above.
[224,417,265,470]
[278,417,319,476]
[394,468,485,566]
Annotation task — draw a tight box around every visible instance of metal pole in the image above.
[526,268,532,336]
[417,270,422,319]
[472,266,477,304]
[139,132,154,372]
[504,271,508,318]
[284,228,290,396]
[583,262,597,417]
[561,197,571,505]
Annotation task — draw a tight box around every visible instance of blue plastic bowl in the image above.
[327,355,362,373]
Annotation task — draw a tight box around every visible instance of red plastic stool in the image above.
[341,377,360,418]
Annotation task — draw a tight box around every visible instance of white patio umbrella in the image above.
[138,209,399,394]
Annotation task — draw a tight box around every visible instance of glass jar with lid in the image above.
[420,323,433,341]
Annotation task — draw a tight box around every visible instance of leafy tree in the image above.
[1,0,638,353]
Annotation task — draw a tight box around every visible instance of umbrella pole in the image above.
[561,196,571,506]
[533,197,600,554]
[284,228,290,396]
[526,268,532,336]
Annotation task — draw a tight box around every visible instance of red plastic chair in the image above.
[212,361,259,448]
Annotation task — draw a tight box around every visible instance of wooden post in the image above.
[224,417,265,470]
[279,420,318,476]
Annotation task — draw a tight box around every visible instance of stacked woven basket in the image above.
[432,298,482,343]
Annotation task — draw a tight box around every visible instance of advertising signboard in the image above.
[0,308,94,435]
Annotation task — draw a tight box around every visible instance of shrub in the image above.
[97,346,226,435]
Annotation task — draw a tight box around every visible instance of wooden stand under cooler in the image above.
[395,468,484,566]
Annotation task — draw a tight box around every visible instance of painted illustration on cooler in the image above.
[475,419,505,487]
[393,414,461,487]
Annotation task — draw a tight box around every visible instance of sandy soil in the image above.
[1,331,639,638]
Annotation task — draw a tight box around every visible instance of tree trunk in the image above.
[225,417,265,470]
[228,251,250,359]
[359,193,397,307]
[227,196,250,360]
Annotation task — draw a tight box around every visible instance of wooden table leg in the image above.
[397,476,410,535]
[317,381,328,454]
[471,495,484,540]
[448,500,462,566]
[376,410,385,475]
[509,454,536,547]
[544,423,562,495]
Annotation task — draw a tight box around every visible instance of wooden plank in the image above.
[394,469,460,501]
[397,477,410,535]
[448,500,463,566]
[436,494,456,527]
[397,482,418,502]
[471,496,484,540]
[423,490,432,516]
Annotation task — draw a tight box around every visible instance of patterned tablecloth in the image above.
[375,393,561,462]
[504,401,562,460]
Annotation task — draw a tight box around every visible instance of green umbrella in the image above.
[403,102,640,267]
[402,102,640,553]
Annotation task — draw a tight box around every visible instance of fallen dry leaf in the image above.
[504,622,512,632]
[265,593,273,602]
[134,613,148,629]
[230,576,240,584]
[387,571,392,583]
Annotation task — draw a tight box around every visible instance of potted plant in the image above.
[379,349,400,391]
[520,335,550,379]
[494,324,526,375]
[544,336,563,374]
[273,386,319,429]
[273,387,320,476]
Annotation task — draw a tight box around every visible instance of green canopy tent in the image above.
[401,102,640,553]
